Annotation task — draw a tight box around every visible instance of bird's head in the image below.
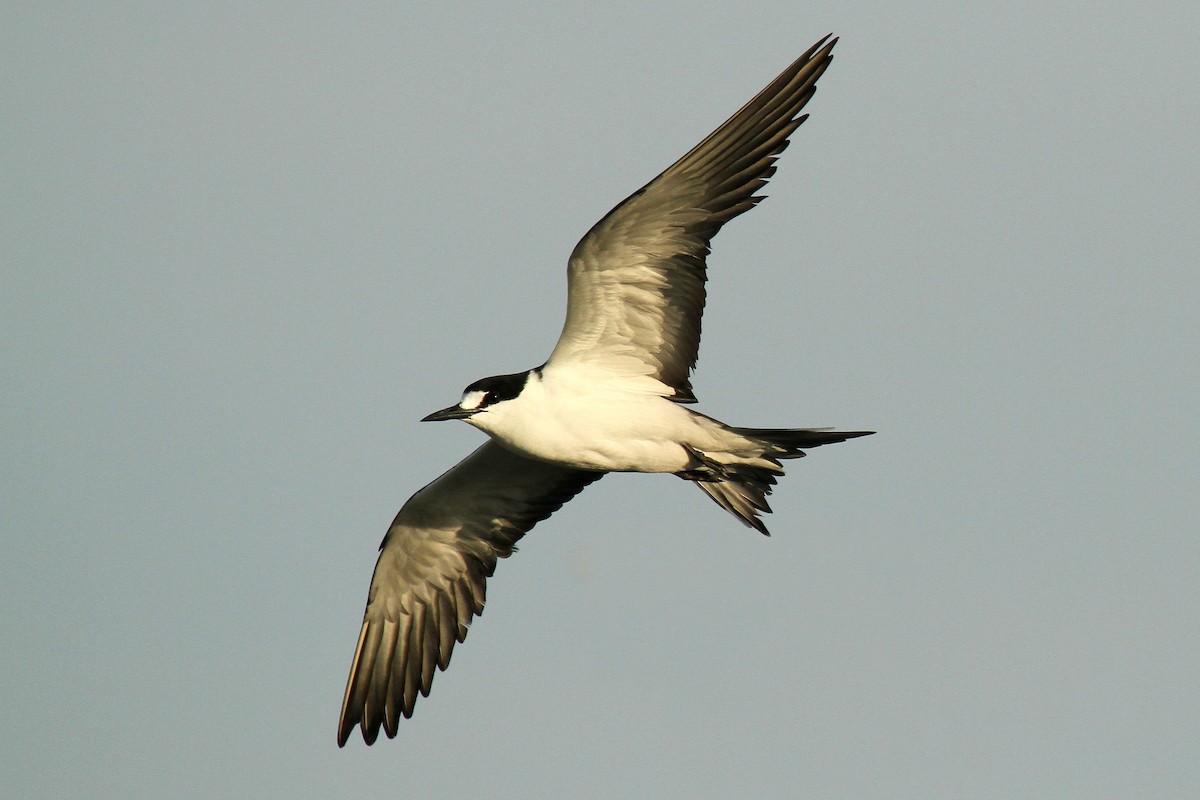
[422,370,533,426]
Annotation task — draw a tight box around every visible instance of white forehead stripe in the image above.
[459,390,488,411]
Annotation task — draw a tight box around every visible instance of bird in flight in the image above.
[338,34,871,746]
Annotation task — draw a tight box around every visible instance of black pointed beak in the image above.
[421,404,475,422]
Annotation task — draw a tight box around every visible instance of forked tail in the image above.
[687,427,873,534]
[731,426,874,458]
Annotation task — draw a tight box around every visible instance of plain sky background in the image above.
[4,2,1197,798]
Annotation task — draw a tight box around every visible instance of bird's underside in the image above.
[337,34,873,747]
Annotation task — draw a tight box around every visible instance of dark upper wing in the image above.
[337,441,602,746]
[546,36,837,401]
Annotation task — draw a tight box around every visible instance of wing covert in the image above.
[547,36,837,401]
[337,441,602,746]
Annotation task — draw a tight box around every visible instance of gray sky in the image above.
[4,3,1198,798]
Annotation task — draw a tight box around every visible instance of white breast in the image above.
[466,365,698,473]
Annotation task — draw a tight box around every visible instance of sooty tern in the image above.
[338,34,872,746]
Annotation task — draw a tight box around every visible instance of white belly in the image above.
[467,369,705,473]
